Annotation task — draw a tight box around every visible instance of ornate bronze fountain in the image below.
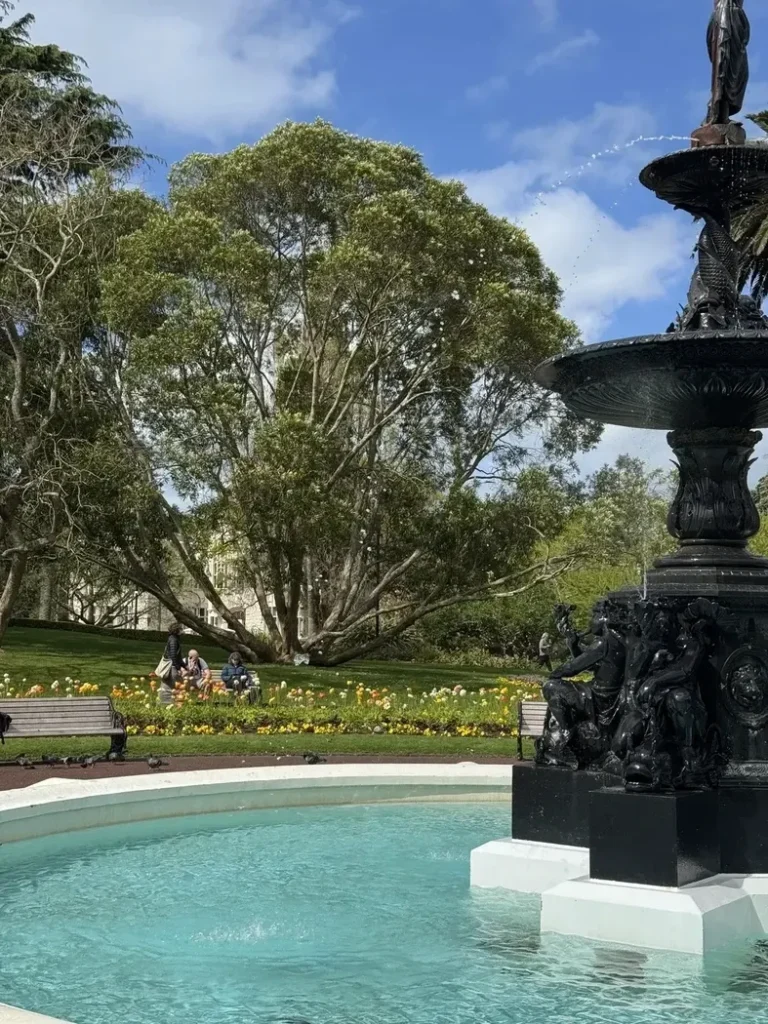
[523,0,768,883]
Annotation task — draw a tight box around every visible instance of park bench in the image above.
[0,697,127,754]
[517,700,548,761]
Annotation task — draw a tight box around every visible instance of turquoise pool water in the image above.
[1,801,768,1024]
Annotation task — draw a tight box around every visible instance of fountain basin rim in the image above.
[535,331,768,429]
[0,763,512,1024]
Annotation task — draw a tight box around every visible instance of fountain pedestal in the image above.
[589,788,719,887]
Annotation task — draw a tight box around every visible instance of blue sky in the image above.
[25,0,768,475]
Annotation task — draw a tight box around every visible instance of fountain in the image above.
[472,0,768,954]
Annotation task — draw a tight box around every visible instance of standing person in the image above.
[157,623,184,705]
[538,632,553,672]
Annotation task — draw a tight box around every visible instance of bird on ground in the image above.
[146,756,167,770]
[80,756,98,769]
[16,756,35,769]
[42,754,59,766]
[302,752,327,765]
[107,751,125,763]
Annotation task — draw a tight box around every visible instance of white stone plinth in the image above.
[722,875,768,931]
[470,838,589,894]
[541,876,763,954]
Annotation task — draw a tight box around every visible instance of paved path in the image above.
[0,754,516,790]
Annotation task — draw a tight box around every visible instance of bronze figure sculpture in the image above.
[536,604,626,771]
[707,0,750,127]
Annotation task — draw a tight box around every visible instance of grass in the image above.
[0,626,529,695]
[0,626,541,762]
[0,733,530,762]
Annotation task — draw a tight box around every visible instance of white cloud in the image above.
[532,0,558,31]
[527,29,599,75]
[27,0,351,140]
[466,75,508,103]
[577,426,672,476]
[457,104,698,472]
[457,103,693,342]
[508,101,658,188]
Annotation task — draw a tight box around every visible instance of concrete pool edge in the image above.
[0,762,511,1024]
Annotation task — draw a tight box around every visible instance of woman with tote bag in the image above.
[156,623,184,705]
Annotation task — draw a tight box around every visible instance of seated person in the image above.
[182,649,212,695]
[221,652,256,698]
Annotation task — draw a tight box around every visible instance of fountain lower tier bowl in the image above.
[535,331,768,429]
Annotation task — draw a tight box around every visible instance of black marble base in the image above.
[720,784,768,873]
[590,788,720,888]
[512,763,615,847]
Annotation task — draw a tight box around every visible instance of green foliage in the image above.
[0,4,140,180]
[734,113,768,299]
[94,119,599,663]
[0,4,148,639]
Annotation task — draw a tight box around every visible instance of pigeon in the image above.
[80,756,98,769]
[107,751,125,763]
[60,756,73,768]
[42,754,59,766]
[16,756,35,769]
[302,752,327,765]
[146,756,167,770]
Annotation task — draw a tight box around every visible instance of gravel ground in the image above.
[0,753,516,790]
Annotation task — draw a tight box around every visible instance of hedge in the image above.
[8,617,213,646]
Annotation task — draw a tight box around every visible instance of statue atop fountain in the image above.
[700,0,750,141]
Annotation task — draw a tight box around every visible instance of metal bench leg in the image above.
[109,732,127,756]
[517,704,524,761]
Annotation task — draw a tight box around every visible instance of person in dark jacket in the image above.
[221,652,256,700]
[159,623,185,704]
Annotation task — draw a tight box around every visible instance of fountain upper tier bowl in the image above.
[534,331,768,430]
[640,145,768,215]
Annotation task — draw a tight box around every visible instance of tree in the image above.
[95,120,600,665]
[732,111,768,300]
[0,3,145,640]
[547,456,673,620]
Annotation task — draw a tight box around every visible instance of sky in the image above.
[23,0,768,478]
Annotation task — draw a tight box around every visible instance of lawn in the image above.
[0,626,524,694]
[0,626,544,762]
[0,733,529,762]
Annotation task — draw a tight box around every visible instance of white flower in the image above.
[451,290,460,300]
[460,689,467,697]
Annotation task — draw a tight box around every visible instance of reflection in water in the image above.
[705,939,768,997]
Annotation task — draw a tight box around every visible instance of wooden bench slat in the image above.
[517,700,548,761]
[5,715,117,722]
[6,728,125,737]
[0,698,110,704]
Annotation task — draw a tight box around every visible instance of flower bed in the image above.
[0,673,543,738]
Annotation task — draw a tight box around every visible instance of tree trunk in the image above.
[38,559,55,620]
[0,552,29,643]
